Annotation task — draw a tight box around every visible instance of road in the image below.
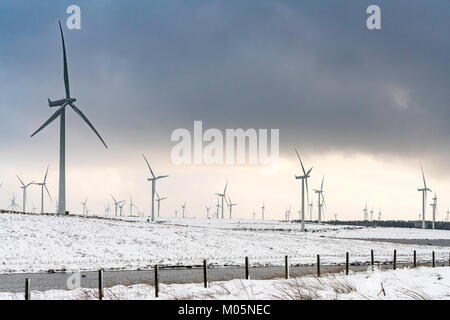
[1,261,444,294]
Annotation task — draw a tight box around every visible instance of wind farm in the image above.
[1,2,450,303]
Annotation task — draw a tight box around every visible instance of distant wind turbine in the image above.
[418,164,432,229]
[80,198,88,217]
[370,208,374,221]
[261,202,265,220]
[206,206,211,219]
[430,194,438,230]
[30,21,108,215]
[33,166,52,214]
[215,198,220,219]
[294,149,312,232]
[8,194,20,212]
[378,209,382,221]
[313,176,325,224]
[111,195,124,217]
[118,200,126,217]
[226,196,238,219]
[156,192,167,218]
[253,210,256,220]
[17,176,35,213]
[214,182,228,219]
[308,201,313,221]
[181,201,186,218]
[142,154,169,221]
[363,202,368,221]
[174,209,178,218]
[105,202,111,216]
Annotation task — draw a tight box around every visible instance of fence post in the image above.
[245,257,249,280]
[371,249,374,267]
[284,256,289,279]
[317,254,320,277]
[98,269,104,300]
[413,250,417,268]
[393,250,397,270]
[154,265,159,298]
[25,278,30,300]
[346,252,349,275]
[203,259,208,288]
[432,251,435,268]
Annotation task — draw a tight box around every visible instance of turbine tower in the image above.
[378,209,382,221]
[33,166,52,214]
[313,176,325,224]
[111,195,122,217]
[363,202,368,221]
[155,192,167,218]
[370,208,374,221]
[418,164,431,229]
[17,176,35,213]
[430,194,437,230]
[206,206,211,219]
[215,198,220,219]
[308,202,313,221]
[31,21,108,215]
[143,154,169,221]
[261,202,265,220]
[214,181,228,219]
[294,149,312,232]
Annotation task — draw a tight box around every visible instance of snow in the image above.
[2,266,449,300]
[0,213,449,273]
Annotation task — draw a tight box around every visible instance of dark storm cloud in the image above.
[1,0,449,160]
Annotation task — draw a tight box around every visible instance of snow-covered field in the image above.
[0,213,449,273]
[2,267,449,300]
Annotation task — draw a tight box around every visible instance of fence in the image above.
[1,249,449,300]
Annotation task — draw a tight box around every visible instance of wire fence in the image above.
[1,249,449,300]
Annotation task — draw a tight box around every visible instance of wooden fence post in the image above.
[317,255,320,277]
[413,250,417,268]
[371,249,374,267]
[154,265,159,298]
[346,252,349,275]
[203,259,208,288]
[25,278,30,301]
[98,269,104,300]
[432,251,435,268]
[245,257,249,280]
[393,250,397,270]
[284,256,289,279]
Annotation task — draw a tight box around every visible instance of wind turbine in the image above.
[215,198,220,219]
[31,22,108,216]
[8,194,20,212]
[174,209,178,218]
[363,202,368,221]
[105,202,111,216]
[334,213,338,221]
[181,201,186,218]
[294,149,312,232]
[378,209,382,221]
[80,198,88,217]
[370,208,374,221]
[142,154,169,221]
[206,206,211,219]
[155,192,167,218]
[226,196,238,219]
[111,195,122,217]
[430,194,438,229]
[308,202,313,221]
[214,181,228,219]
[118,200,126,217]
[252,210,256,220]
[17,176,35,213]
[313,176,325,224]
[418,164,432,229]
[33,166,52,214]
[261,202,265,220]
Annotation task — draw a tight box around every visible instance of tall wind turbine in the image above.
[418,164,432,229]
[226,196,237,219]
[294,149,312,232]
[156,192,167,218]
[8,194,20,212]
[17,176,35,213]
[142,154,169,221]
[430,194,438,230]
[118,200,126,217]
[313,176,325,224]
[30,21,108,215]
[34,166,52,214]
[214,182,228,219]
[111,195,121,217]
[206,206,211,219]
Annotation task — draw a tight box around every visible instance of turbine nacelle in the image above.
[48,98,76,107]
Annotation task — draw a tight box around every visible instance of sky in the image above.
[0,0,449,221]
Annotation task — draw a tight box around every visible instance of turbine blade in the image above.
[70,104,108,149]
[223,181,228,194]
[44,165,49,183]
[44,185,52,202]
[111,194,117,203]
[295,149,307,175]
[142,154,156,178]
[420,163,427,189]
[320,175,324,190]
[58,21,70,99]
[16,175,25,187]
[30,107,64,138]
